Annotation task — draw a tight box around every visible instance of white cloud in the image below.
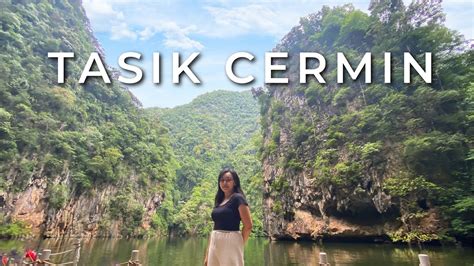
[198,0,472,40]
[83,0,138,41]
[199,1,369,38]
[163,32,204,50]
[82,0,474,108]
[110,22,137,40]
[82,0,124,19]
[83,0,204,48]
[138,27,156,41]
[83,0,473,41]
[204,5,282,37]
[161,24,204,50]
[137,23,204,50]
[83,0,124,31]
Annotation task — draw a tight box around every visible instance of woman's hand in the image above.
[204,233,210,265]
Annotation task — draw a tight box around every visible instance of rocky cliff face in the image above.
[3,173,164,238]
[260,87,405,241]
[0,1,175,238]
[258,3,471,242]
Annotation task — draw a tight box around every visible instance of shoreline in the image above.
[2,234,472,248]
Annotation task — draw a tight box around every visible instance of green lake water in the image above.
[1,237,473,265]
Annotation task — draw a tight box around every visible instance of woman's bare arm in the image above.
[238,205,253,244]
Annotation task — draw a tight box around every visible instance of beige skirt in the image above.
[207,230,244,266]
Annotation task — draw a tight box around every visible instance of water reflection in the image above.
[0,237,472,265]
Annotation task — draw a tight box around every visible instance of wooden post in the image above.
[73,238,81,266]
[319,252,329,266]
[418,254,430,266]
[128,250,140,266]
[36,249,51,266]
[40,249,51,260]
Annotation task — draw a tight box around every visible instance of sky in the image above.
[83,0,474,108]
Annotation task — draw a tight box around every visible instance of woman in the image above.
[204,168,253,266]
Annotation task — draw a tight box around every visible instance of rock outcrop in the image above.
[0,1,174,238]
[258,3,469,242]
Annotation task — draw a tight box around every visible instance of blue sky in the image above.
[83,0,474,108]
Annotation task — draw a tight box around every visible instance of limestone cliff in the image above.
[257,3,472,243]
[0,1,175,238]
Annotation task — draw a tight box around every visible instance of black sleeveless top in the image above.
[211,193,248,231]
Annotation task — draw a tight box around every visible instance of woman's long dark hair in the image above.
[214,168,245,207]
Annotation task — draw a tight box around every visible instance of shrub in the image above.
[0,216,29,238]
[48,183,68,210]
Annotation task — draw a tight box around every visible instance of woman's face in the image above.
[219,172,235,194]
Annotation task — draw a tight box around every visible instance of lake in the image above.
[1,237,473,265]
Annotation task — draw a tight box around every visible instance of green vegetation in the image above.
[1,0,472,244]
[48,183,68,210]
[388,229,439,244]
[147,90,264,236]
[0,1,176,237]
[1,1,262,238]
[260,2,473,243]
[449,196,474,237]
[108,191,145,237]
[0,218,29,239]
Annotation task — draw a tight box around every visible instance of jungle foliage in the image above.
[257,0,472,242]
[147,90,264,236]
[0,1,176,238]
